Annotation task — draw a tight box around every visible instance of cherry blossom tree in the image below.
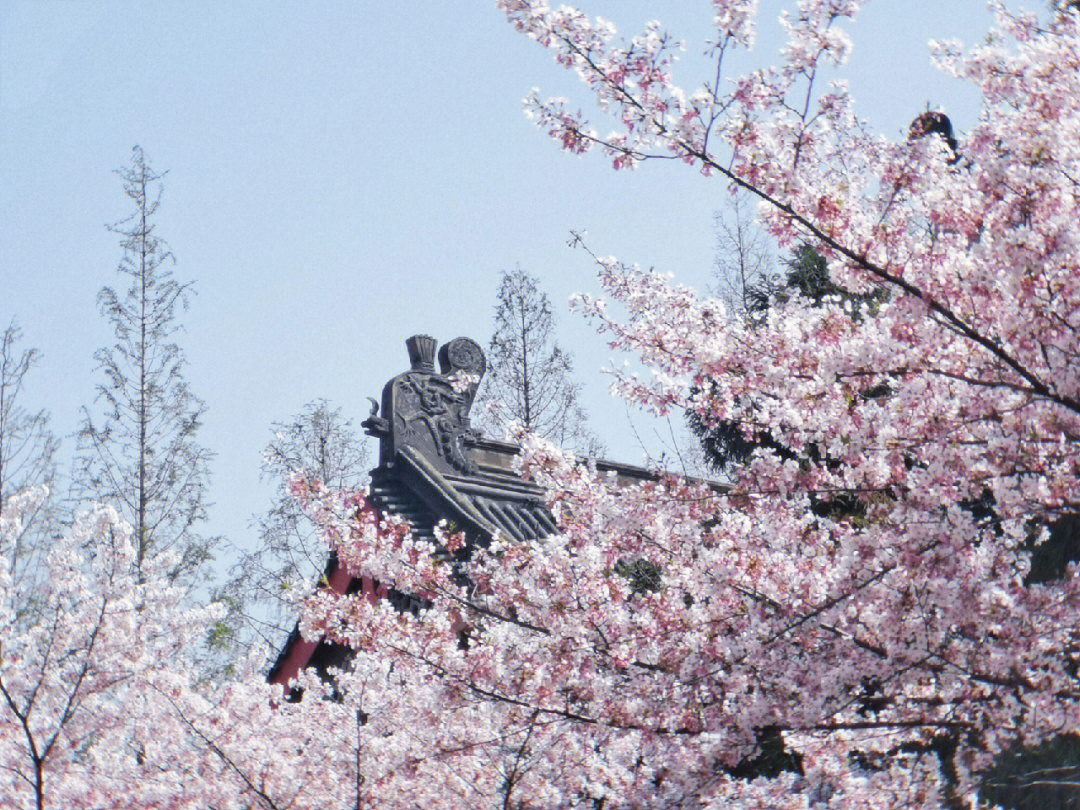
[290,2,1080,807]
[0,488,389,810]
[2,483,606,810]
[6,3,1080,808]
[0,488,219,809]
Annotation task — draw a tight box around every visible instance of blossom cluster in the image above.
[4,2,1080,807]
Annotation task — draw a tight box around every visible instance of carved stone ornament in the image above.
[364,335,486,476]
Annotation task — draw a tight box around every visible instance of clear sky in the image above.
[1,1,1019,554]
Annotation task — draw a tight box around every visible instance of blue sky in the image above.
[1,1,1013,553]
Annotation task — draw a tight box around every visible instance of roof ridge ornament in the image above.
[364,335,486,476]
[406,334,437,371]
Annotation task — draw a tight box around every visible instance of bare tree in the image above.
[224,400,370,653]
[74,146,215,585]
[0,321,59,619]
[477,267,601,455]
[712,190,777,318]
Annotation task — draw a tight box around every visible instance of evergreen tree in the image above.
[75,147,215,584]
[691,243,883,472]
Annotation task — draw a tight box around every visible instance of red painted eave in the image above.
[267,561,353,689]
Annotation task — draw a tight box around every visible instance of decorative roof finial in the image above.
[405,334,437,371]
[438,337,486,378]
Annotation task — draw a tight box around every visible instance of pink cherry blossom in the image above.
[6,3,1080,807]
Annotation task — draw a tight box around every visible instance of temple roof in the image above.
[268,334,655,688]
